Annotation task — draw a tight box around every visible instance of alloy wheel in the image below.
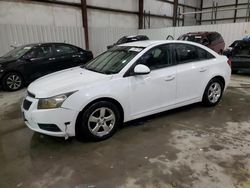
[208,82,222,103]
[88,107,116,137]
[6,74,22,90]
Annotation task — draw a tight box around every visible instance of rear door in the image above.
[53,44,80,71]
[173,43,214,103]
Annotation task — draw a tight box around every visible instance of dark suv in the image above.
[0,43,93,91]
[178,32,225,54]
[223,40,250,73]
[107,35,149,49]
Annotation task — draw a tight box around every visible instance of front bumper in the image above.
[21,96,79,137]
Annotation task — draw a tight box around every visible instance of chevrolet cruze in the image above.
[21,41,231,141]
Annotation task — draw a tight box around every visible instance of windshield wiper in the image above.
[84,67,106,74]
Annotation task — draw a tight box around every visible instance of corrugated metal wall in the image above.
[2,22,249,57]
[0,24,85,56]
[0,24,137,57]
[89,27,138,56]
[139,22,250,48]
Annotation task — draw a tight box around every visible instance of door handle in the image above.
[165,75,175,81]
[199,67,207,72]
[49,58,55,61]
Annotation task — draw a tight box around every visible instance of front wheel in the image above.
[202,79,224,106]
[2,72,24,91]
[76,101,121,141]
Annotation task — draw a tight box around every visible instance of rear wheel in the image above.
[76,101,121,141]
[2,72,23,91]
[202,78,224,106]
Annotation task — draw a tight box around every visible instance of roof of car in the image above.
[118,40,166,47]
[19,42,76,47]
[119,40,201,48]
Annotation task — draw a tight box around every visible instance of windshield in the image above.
[179,35,202,43]
[2,45,33,59]
[84,46,143,74]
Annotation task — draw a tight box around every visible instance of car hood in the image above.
[0,56,17,65]
[28,67,112,98]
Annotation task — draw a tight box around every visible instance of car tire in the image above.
[202,78,224,107]
[2,72,24,91]
[76,101,121,141]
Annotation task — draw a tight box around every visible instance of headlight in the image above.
[38,91,76,109]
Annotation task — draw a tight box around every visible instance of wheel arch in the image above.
[1,70,24,81]
[202,75,226,99]
[1,70,25,89]
[210,75,225,89]
[75,97,125,133]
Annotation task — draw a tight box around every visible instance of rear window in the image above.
[178,35,202,43]
[197,47,215,60]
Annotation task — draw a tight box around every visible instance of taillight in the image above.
[227,58,232,67]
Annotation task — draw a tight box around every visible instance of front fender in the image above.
[61,77,130,121]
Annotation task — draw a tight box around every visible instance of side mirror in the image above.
[134,64,150,75]
[22,53,34,60]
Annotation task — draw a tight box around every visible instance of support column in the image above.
[234,0,239,22]
[81,0,89,50]
[139,0,144,29]
[173,0,178,26]
[200,0,203,25]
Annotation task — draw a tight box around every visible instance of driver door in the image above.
[128,44,177,118]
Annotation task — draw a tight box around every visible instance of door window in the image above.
[55,44,77,55]
[175,44,199,64]
[138,44,173,70]
[197,47,215,60]
[29,45,53,59]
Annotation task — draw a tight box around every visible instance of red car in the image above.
[178,32,225,54]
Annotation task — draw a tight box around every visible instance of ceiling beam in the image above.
[157,0,201,10]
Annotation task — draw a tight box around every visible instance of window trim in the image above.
[123,43,175,77]
[54,44,77,55]
[30,44,54,59]
[173,43,215,65]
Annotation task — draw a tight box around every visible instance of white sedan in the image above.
[21,41,231,141]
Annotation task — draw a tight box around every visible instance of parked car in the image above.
[22,40,231,141]
[107,35,149,49]
[223,40,250,73]
[0,43,93,91]
[178,32,225,54]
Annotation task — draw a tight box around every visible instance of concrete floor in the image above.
[0,74,250,188]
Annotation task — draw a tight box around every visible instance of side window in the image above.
[138,44,172,70]
[55,45,76,55]
[235,43,250,57]
[31,45,53,59]
[197,47,215,60]
[175,44,199,64]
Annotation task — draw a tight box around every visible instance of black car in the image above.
[224,40,250,73]
[0,43,93,91]
[107,35,149,49]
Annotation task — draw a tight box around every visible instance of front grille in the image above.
[38,124,61,132]
[27,91,35,98]
[23,99,32,110]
